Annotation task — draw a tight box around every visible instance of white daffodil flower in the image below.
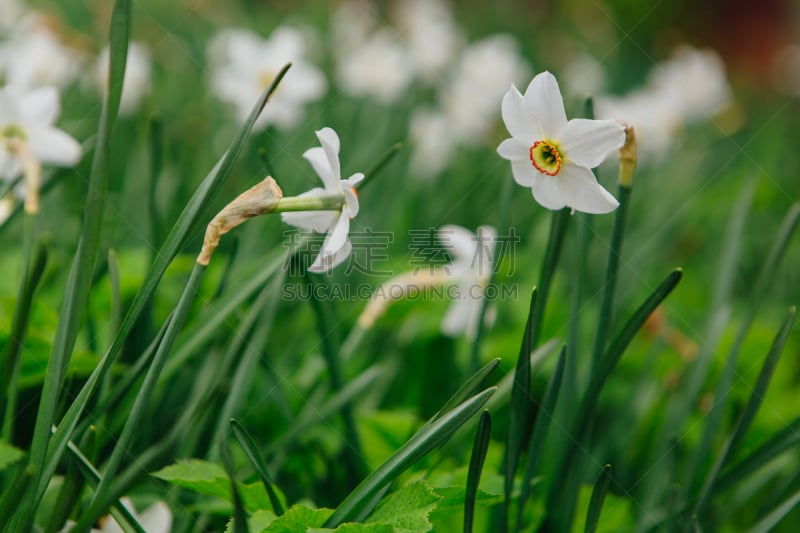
[282,127,363,273]
[63,499,172,533]
[336,28,412,104]
[95,42,152,116]
[497,71,625,214]
[439,224,496,339]
[0,85,81,200]
[208,26,326,131]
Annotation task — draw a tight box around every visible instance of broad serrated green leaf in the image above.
[225,509,278,533]
[152,459,283,514]
[366,481,442,533]
[263,504,333,533]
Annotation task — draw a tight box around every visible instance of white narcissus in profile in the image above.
[282,127,363,273]
[439,224,496,339]
[497,71,625,214]
[208,26,326,131]
[0,85,81,189]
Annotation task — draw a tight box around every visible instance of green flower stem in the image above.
[530,208,570,350]
[590,183,632,374]
[273,194,343,213]
[74,263,206,531]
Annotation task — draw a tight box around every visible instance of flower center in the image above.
[1,124,27,142]
[259,70,277,92]
[529,140,563,176]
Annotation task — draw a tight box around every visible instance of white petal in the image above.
[475,225,497,276]
[342,172,364,187]
[441,296,473,338]
[280,187,340,232]
[531,174,566,210]
[341,182,360,218]
[20,86,59,125]
[316,127,341,182]
[138,502,172,533]
[561,118,625,169]
[438,224,476,266]
[321,211,350,257]
[497,138,529,161]
[523,71,568,138]
[309,238,352,273]
[501,85,538,142]
[27,126,81,167]
[510,159,538,187]
[557,164,619,214]
[303,147,336,190]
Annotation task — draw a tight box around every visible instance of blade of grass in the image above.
[692,307,796,518]
[222,443,249,533]
[355,142,402,193]
[585,465,612,533]
[515,346,566,533]
[748,488,800,533]
[428,358,501,426]
[465,410,492,533]
[324,386,497,527]
[1,233,48,438]
[686,204,800,502]
[503,288,537,532]
[74,264,207,530]
[17,2,131,528]
[231,419,285,515]
[35,64,292,511]
[542,268,682,531]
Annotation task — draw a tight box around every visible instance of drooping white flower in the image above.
[0,85,81,190]
[63,499,171,533]
[281,127,363,273]
[336,28,412,104]
[208,26,327,131]
[95,41,152,116]
[497,71,625,214]
[439,224,496,339]
[0,24,82,90]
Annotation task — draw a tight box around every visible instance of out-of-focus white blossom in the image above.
[95,42,152,116]
[441,34,530,143]
[0,24,82,90]
[331,0,377,56]
[336,29,412,104]
[208,26,327,131]
[0,0,27,34]
[439,224,496,339]
[498,72,625,213]
[392,0,463,84]
[409,107,456,178]
[561,53,607,96]
[63,499,171,533]
[0,85,81,193]
[596,46,731,161]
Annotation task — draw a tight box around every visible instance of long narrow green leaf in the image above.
[74,264,207,530]
[687,204,799,501]
[324,386,497,527]
[590,183,632,373]
[65,439,145,533]
[748,488,800,533]
[222,443,249,533]
[429,358,501,426]
[231,419,285,515]
[543,269,682,531]
[148,114,164,251]
[515,346,567,533]
[35,63,292,510]
[693,307,796,517]
[503,289,537,532]
[585,465,612,533]
[464,410,492,533]
[17,2,131,529]
[530,210,569,350]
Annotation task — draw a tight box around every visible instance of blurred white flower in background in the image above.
[336,28,412,104]
[0,23,82,90]
[409,107,455,178]
[332,0,377,57]
[282,127,364,273]
[0,0,27,34]
[497,71,625,214]
[94,41,152,116]
[208,26,327,131]
[392,0,463,85]
[561,53,607,97]
[439,224,496,339]
[596,46,732,161]
[0,85,81,189]
[63,499,171,533]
